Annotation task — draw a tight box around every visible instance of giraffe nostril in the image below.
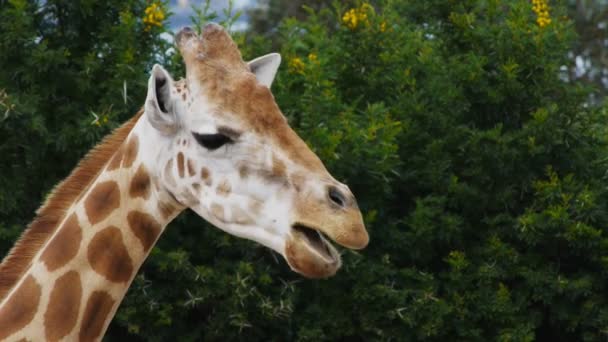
[328,186,347,208]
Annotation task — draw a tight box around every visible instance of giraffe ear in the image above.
[145,64,177,135]
[248,53,281,88]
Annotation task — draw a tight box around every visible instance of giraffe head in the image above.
[143,24,368,278]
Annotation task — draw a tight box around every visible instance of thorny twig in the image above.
[0,89,16,121]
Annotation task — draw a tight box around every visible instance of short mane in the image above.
[0,109,144,301]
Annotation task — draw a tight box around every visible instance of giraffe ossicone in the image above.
[0,23,368,341]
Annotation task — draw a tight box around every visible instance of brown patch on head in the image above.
[40,214,82,271]
[291,173,306,192]
[44,271,82,341]
[122,135,139,168]
[106,145,124,171]
[182,92,187,101]
[127,211,161,252]
[192,183,201,192]
[0,275,41,340]
[84,181,121,225]
[272,155,287,179]
[79,290,115,341]
[201,167,212,186]
[187,159,196,177]
[0,110,142,302]
[210,203,225,222]
[177,152,185,178]
[129,164,151,200]
[87,227,133,283]
[216,180,232,197]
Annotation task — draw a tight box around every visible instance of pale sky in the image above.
[168,0,255,31]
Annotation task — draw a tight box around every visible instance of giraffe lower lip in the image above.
[292,224,335,261]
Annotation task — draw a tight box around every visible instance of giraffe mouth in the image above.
[291,224,339,263]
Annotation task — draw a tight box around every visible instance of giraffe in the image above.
[0,24,368,341]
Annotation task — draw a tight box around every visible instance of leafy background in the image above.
[1,0,608,340]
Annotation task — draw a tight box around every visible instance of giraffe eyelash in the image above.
[192,132,233,150]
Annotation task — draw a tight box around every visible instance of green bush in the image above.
[2,0,608,340]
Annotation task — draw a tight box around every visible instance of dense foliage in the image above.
[1,0,608,340]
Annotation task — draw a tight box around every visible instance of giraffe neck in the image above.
[0,117,184,342]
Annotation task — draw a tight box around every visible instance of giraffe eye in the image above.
[192,132,233,150]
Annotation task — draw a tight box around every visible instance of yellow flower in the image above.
[288,57,305,75]
[380,21,387,32]
[143,2,165,30]
[308,53,319,65]
[531,0,551,28]
[342,9,358,30]
[342,3,374,30]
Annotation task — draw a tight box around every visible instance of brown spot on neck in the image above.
[129,164,151,200]
[177,152,185,178]
[44,271,82,341]
[0,110,142,302]
[79,291,115,341]
[0,275,41,340]
[122,135,139,168]
[127,211,162,252]
[84,181,121,225]
[87,227,133,283]
[40,214,82,271]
